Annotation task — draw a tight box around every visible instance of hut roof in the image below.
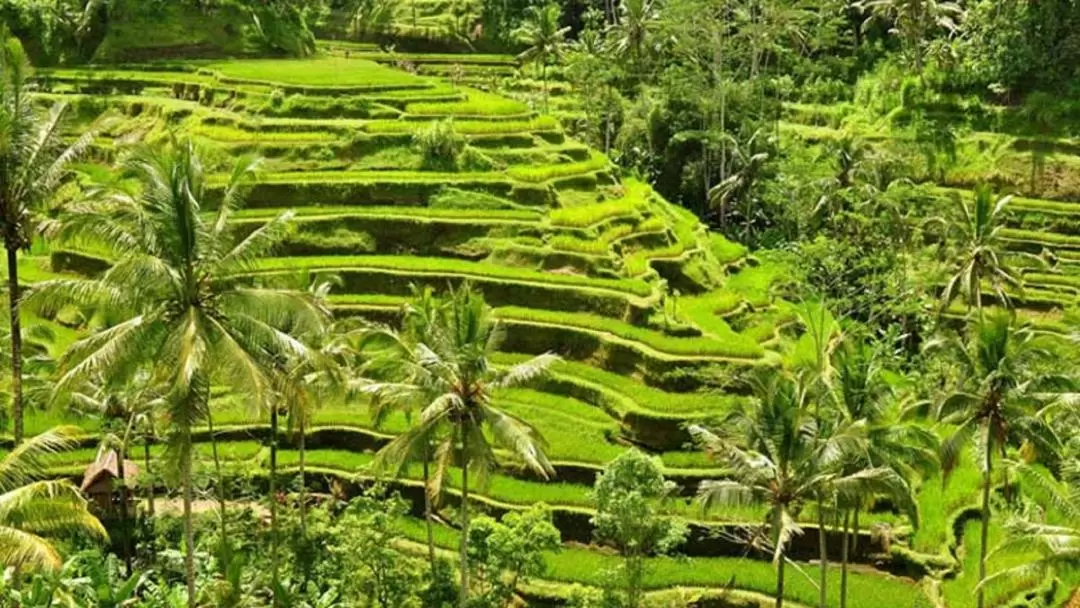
[80,449,140,492]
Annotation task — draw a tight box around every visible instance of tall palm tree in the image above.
[976,462,1080,602]
[66,374,162,576]
[609,0,661,75]
[363,284,447,571]
[830,341,935,608]
[708,129,773,240]
[26,140,323,608]
[0,426,107,571]
[858,0,964,71]
[933,313,1062,608]
[691,373,907,608]
[363,285,558,607]
[0,36,95,444]
[940,186,1030,318]
[513,3,569,112]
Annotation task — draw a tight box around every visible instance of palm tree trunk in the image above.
[458,424,470,608]
[423,446,436,571]
[298,414,307,534]
[818,500,828,608]
[6,246,23,445]
[840,510,851,608]
[117,444,133,576]
[205,409,229,568]
[775,554,785,608]
[144,440,155,517]
[977,425,993,608]
[270,404,280,607]
[182,436,196,608]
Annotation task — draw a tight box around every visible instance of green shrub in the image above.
[412,118,466,169]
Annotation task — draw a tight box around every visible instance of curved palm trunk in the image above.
[270,404,280,607]
[182,433,197,608]
[144,440,155,518]
[298,414,307,533]
[423,446,436,571]
[840,510,851,608]
[458,423,470,608]
[205,409,230,569]
[775,554,786,608]
[117,443,133,576]
[7,247,22,445]
[818,501,828,608]
[977,425,993,608]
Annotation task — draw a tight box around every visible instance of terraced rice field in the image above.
[15,51,1013,606]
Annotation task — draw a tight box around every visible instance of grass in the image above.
[406,89,529,117]
[496,306,766,360]
[251,255,654,298]
[395,516,930,608]
[206,58,429,88]
[491,352,747,418]
[506,151,610,183]
[365,115,559,135]
[548,182,651,227]
[228,205,541,222]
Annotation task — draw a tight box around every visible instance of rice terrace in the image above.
[0,0,1078,607]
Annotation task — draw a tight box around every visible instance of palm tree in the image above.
[26,140,323,608]
[363,285,558,607]
[278,310,360,535]
[66,374,162,575]
[363,284,447,571]
[708,129,773,240]
[0,426,107,571]
[858,0,964,72]
[0,36,95,444]
[940,186,1030,318]
[513,3,569,113]
[691,373,906,608]
[933,313,1062,608]
[609,0,661,76]
[830,341,935,608]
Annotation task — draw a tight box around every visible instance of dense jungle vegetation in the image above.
[0,0,1079,607]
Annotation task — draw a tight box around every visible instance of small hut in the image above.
[80,449,139,513]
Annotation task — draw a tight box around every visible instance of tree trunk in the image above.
[458,425,470,608]
[206,410,229,569]
[977,425,993,608]
[423,447,436,571]
[298,413,307,533]
[7,247,22,445]
[117,444,133,576]
[818,500,828,608]
[775,554,785,608]
[182,436,196,608]
[840,510,851,608]
[270,404,280,607]
[144,440,155,517]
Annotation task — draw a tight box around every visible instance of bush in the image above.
[413,118,466,169]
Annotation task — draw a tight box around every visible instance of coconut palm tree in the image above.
[708,129,773,240]
[691,372,912,608]
[513,2,569,112]
[609,0,661,75]
[363,285,558,607]
[940,186,1031,317]
[0,426,107,571]
[858,0,964,71]
[0,36,95,444]
[933,313,1062,608]
[830,341,936,608]
[25,140,323,608]
[976,461,1080,603]
[362,284,446,571]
